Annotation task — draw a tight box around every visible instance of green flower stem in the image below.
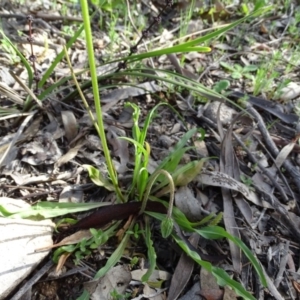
[80,0,123,201]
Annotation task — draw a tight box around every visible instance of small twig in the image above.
[125,0,155,69]
[116,0,175,72]
[0,112,36,168]
[247,104,300,197]
[9,71,43,109]
[233,132,289,203]
[253,136,295,200]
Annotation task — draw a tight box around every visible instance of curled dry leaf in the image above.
[106,126,129,174]
[280,82,300,102]
[54,139,85,168]
[56,252,72,277]
[274,141,295,169]
[131,269,171,283]
[61,110,78,143]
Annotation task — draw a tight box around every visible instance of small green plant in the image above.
[213,79,230,94]
[220,61,258,80]
[252,50,281,95]
[127,223,144,240]
[240,174,254,191]
[0,39,20,64]
[0,1,271,299]
[110,289,131,300]
[179,0,196,37]
[52,227,112,265]
[96,0,124,12]
[76,4,270,297]
[287,10,300,37]
[129,256,139,268]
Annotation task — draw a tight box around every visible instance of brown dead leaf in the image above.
[292,281,300,293]
[36,230,92,251]
[197,170,273,208]
[168,233,199,300]
[223,286,238,300]
[54,138,85,168]
[219,116,242,273]
[199,268,224,300]
[56,252,72,275]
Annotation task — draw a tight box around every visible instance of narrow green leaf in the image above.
[38,23,85,89]
[6,201,112,219]
[220,61,236,72]
[141,218,157,282]
[153,128,198,187]
[172,234,256,300]
[172,159,207,186]
[0,30,33,89]
[94,227,131,279]
[161,217,173,238]
[243,65,258,72]
[196,226,267,287]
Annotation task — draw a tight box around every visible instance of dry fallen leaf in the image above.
[197,170,273,208]
[280,82,300,102]
[36,230,92,251]
[84,265,131,300]
[168,233,199,300]
[61,110,78,143]
[199,268,224,300]
[175,186,203,222]
[0,218,54,299]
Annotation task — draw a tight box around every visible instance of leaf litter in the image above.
[1,0,300,299]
